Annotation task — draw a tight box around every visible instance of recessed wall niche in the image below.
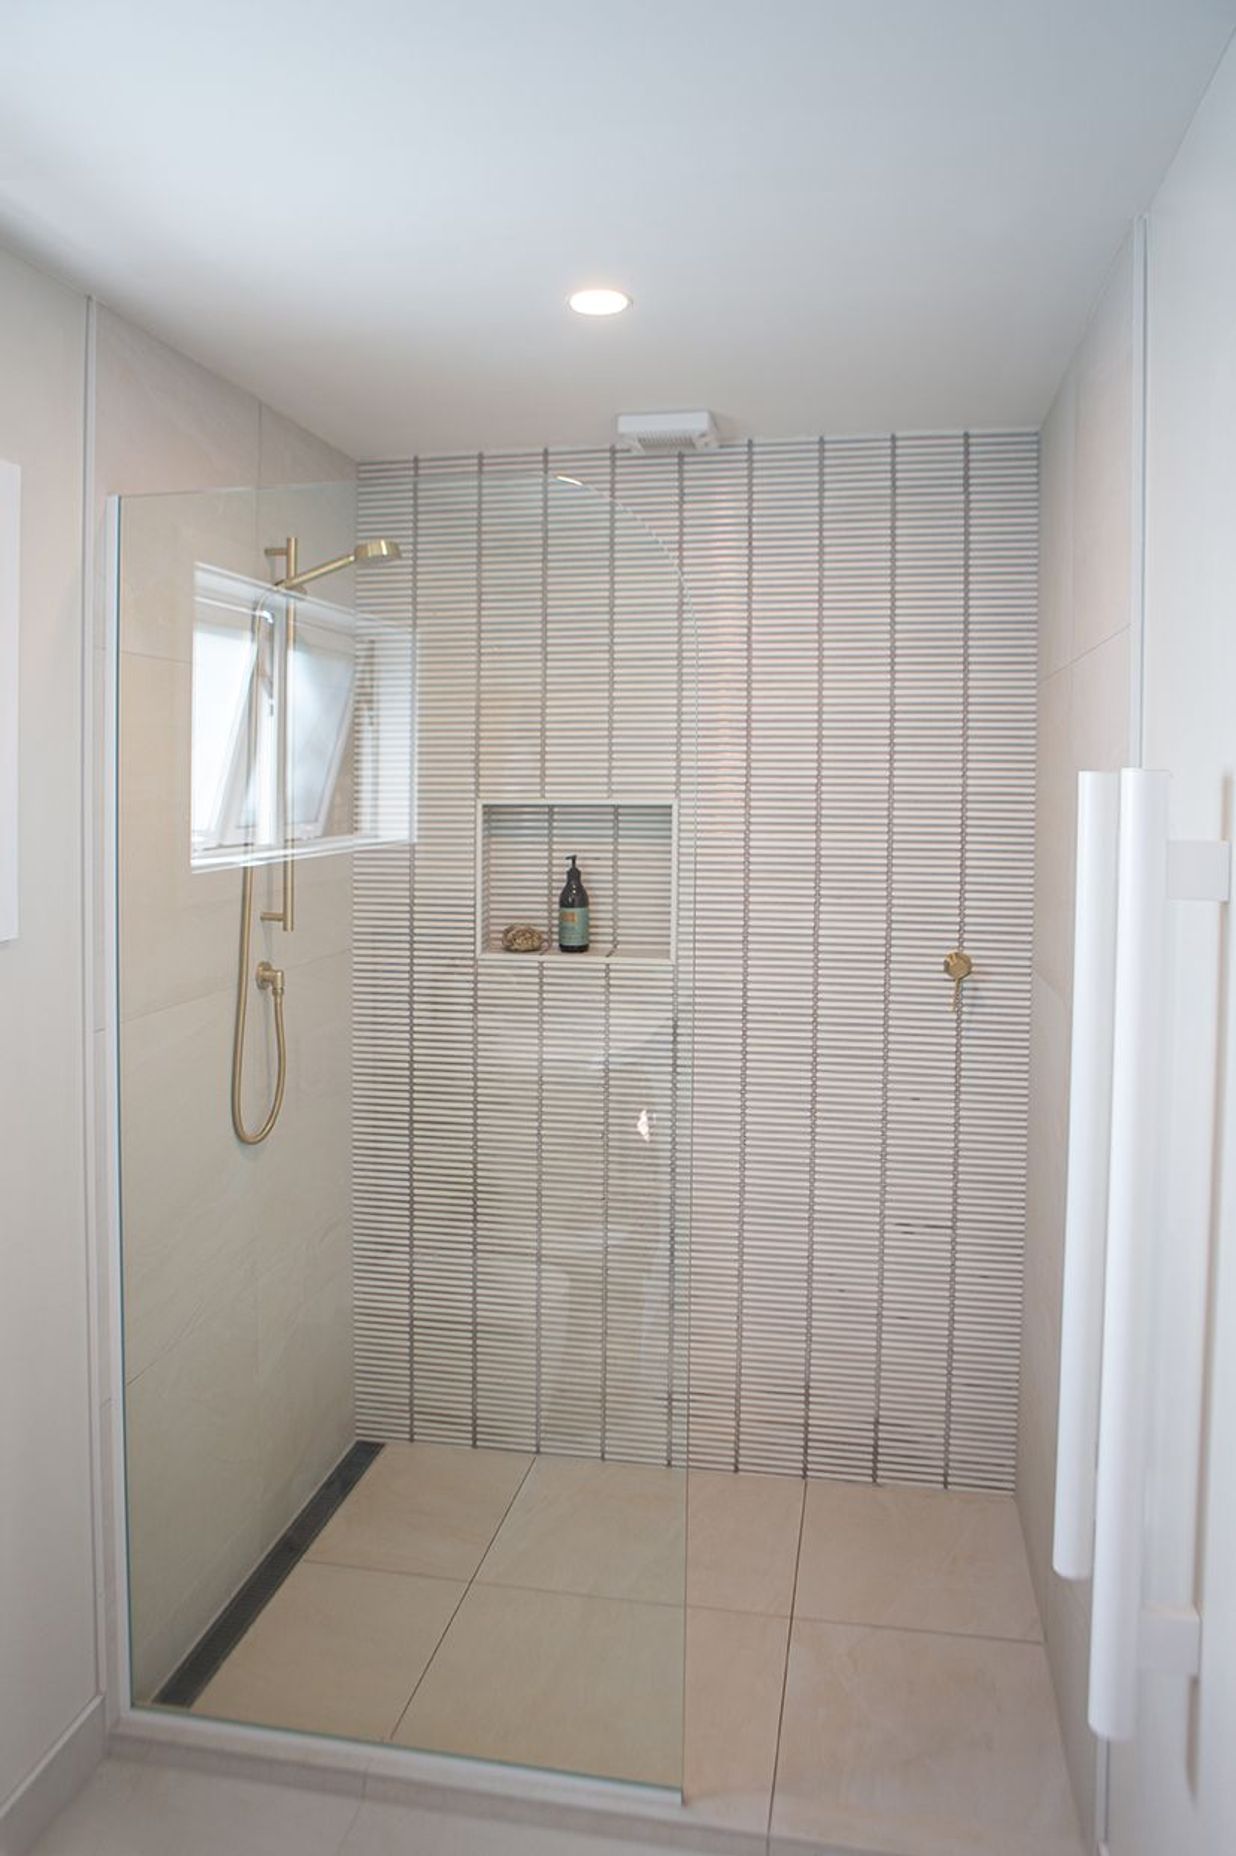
[478,797,676,964]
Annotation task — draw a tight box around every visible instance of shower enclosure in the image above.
[111,468,697,1790]
[106,436,1076,1849]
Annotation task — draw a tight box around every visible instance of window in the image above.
[190,566,408,870]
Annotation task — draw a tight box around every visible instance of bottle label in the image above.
[559,907,590,950]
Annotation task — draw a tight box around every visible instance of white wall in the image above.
[1105,33,1236,1850]
[0,244,99,1828]
[1019,233,1140,1840]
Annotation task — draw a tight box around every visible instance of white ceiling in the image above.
[2,0,1233,459]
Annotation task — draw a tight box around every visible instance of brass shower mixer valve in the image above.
[943,948,973,1011]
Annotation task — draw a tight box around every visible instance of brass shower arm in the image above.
[265,536,401,592]
[269,548,353,591]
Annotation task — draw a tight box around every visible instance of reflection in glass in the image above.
[190,566,409,869]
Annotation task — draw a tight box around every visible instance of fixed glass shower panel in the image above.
[114,469,696,1793]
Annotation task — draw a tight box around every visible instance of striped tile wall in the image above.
[353,431,1036,1490]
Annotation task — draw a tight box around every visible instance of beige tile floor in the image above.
[192,1446,1084,1854]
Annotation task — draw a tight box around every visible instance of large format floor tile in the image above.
[683,1606,788,1832]
[687,1468,803,1615]
[393,1582,684,1787]
[194,1559,464,1742]
[476,1455,685,1605]
[795,1482,1042,1641]
[772,1620,1083,1856]
[307,1442,531,1581]
[161,1449,1080,1854]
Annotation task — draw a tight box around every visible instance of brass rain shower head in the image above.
[270,537,403,591]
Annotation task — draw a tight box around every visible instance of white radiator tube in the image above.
[1088,769,1169,1742]
[1054,772,1121,1581]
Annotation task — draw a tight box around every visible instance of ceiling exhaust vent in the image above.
[615,409,720,454]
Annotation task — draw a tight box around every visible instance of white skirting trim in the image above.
[0,1697,105,1856]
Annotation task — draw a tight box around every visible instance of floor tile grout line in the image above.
[471,1574,687,1611]
[304,1549,818,1626]
[307,1549,690,1608]
[387,1455,538,1743]
[765,1480,807,1845]
[265,1537,1046,1648]
[787,1612,1046,1648]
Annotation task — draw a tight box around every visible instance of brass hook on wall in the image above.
[943,948,973,1011]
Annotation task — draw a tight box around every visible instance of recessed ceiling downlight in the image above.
[568,287,631,317]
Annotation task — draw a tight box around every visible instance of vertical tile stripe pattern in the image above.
[350,469,417,1442]
[353,433,1036,1490]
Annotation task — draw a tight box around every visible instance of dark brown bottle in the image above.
[558,855,590,953]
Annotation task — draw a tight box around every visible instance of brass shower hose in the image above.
[230,859,287,1145]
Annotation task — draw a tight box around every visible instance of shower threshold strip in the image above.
[152,1439,385,1709]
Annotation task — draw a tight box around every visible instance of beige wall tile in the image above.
[1032,666,1074,1005]
[1070,626,1130,775]
[117,484,259,663]
[257,1227,355,1541]
[120,947,353,1685]
[130,1504,265,1704]
[249,949,352,1235]
[119,985,261,1384]
[94,289,261,489]
[1072,239,1134,662]
[118,652,242,1018]
[259,405,356,488]
[125,1280,263,1695]
[1039,374,1076,682]
[94,308,260,500]
[113,443,358,1707]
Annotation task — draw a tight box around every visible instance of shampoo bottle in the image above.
[558,855,590,953]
